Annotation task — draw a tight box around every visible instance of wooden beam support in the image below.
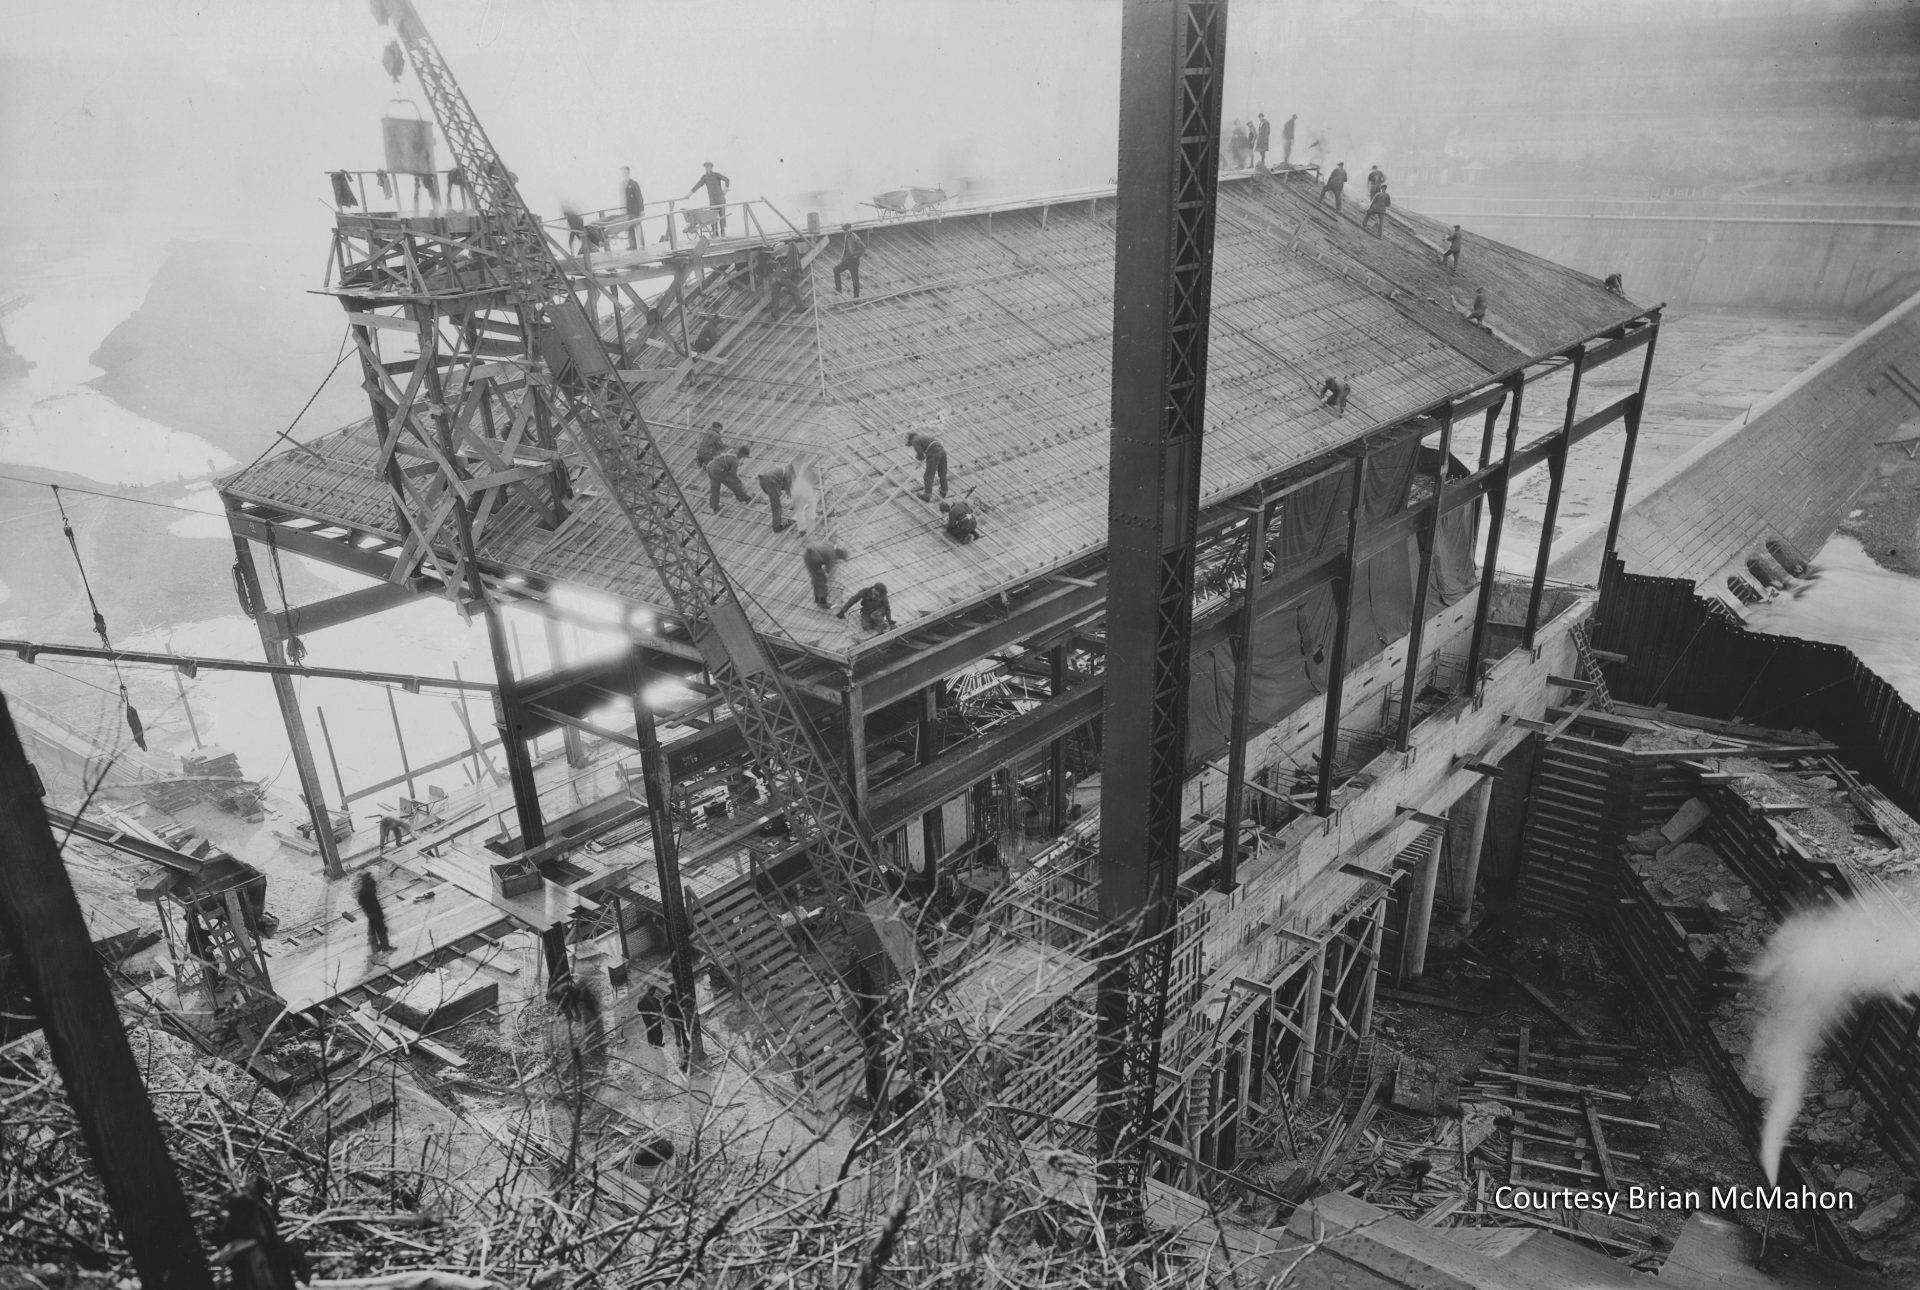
[1603,310,1662,570]
[1465,379,1524,692]
[1525,344,1585,648]
[1316,453,1370,816]
[0,697,215,1290]
[1396,405,1452,750]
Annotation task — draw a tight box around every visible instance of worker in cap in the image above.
[758,460,797,532]
[834,224,866,298]
[837,582,895,633]
[1320,161,1347,213]
[707,445,753,513]
[906,431,949,500]
[695,420,729,469]
[1440,225,1463,271]
[1361,183,1391,237]
[939,499,979,544]
[1319,376,1351,417]
[803,539,850,607]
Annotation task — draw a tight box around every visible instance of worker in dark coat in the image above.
[938,499,979,543]
[1440,225,1462,271]
[1603,272,1625,296]
[663,988,690,1069]
[758,461,797,532]
[356,872,394,954]
[1320,162,1347,213]
[1255,113,1271,167]
[838,583,895,633]
[1467,287,1489,327]
[687,162,730,233]
[834,225,866,298]
[621,166,644,249]
[1281,114,1297,165]
[1319,376,1351,417]
[906,431,949,500]
[636,987,666,1047]
[695,421,728,469]
[771,239,807,315]
[707,446,753,512]
[804,540,850,607]
[1362,185,1391,236]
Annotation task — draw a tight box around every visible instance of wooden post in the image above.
[172,669,204,749]
[844,684,870,817]
[1357,897,1386,1036]
[1294,944,1326,1102]
[0,697,215,1290]
[316,706,349,805]
[1456,777,1495,926]
[1601,315,1662,569]
[1395,407,1453,749]
[1464,381,1525,693]
[229,522,344,878]
[629,652,703,1063]
[1525,346,1586,648]
[1401,831,1444,981]
[1316,453,1370,815]
[1220,502,1268,888]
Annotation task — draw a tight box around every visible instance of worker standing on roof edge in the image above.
[804,540,850,607]
[707,445,753,512]
[1320,162,1347,213]
[1255,113,1271,168]
[1468,287,1489,327]
[1319,376,1351,417]
[695,421,729,469]
[838,582,895,633]
[939,499,980,544]
[687,161,730,235]
[907,431,948,500]
[621,166,644,249]
[759,460,797,532]
[834,224,865,298]
[1362,184,1391,236]
[1441,225,1463,272]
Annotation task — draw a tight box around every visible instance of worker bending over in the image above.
[759,461,797,532]
[835,225,866,298]
[707,445,753,512]
[1362,185,1390,236]
[1440,225,1462,271]
[1319,376,1351,416]
[1603,272,1625,297]
[1467,287,1489,328]
[838,582,895,633]
[1320,162,1348,213]
[803,540,850,607]
[695,421,730,469]
[906,431,949,500]
[939,499,979,543]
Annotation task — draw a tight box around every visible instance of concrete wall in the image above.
[1557,287,1920,593]
[1403,197,1920,318]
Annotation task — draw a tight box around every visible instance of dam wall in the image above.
[1556,287,1920,596]
[1403,196,1920,319]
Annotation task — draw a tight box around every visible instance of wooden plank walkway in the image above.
[267,885,511,1013]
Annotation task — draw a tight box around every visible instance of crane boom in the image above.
[370,0,888,926]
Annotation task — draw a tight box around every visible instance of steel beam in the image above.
[1218,503,1268,890]
[1465,381,1525,691]
[1315,453,1370,816]
[1525,345,1586,647]
[1048,644,1071,834]
[1395,406,1453,750]
[629,650,703,1063]
[1602,309,1663,568]
[919,685,944,884]
[455,501,546,850]
[1098,0,1225,1224]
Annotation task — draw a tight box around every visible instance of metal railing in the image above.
[545,197,805,260]
[326,167,475,216]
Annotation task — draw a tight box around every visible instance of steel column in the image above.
[844,684,870,817]
[1097,0,1227,1224]
[1395,406,1454,749]
[1219,503,1268,890]
[544,615,590,767]
[1524,346,1586,648]
[1049,644,1070,833]
[454,501,546,850]
[1601,314,1663,569]
[629,652,704,1064]
[1464,382,1525,691]
[919,685,943,885]
[229,524,344,878]
[1315,453,1370,815]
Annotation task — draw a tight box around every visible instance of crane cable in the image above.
[264,525,307,666]
[52,485,147,750]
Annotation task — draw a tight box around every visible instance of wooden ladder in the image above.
[1570,622,1616,713]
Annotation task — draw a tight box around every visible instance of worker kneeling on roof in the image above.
[939,499,979,544]
[838,582,894,633]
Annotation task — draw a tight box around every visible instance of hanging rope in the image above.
[52,486,146,750]
[265,526,307,665]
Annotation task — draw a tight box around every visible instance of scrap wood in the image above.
[1473,1092,1661,1130]
[1476,1070,1632,1102]
[1504,972,1592,1040]
[1374,985,1485,1016]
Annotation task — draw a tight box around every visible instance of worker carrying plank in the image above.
[1320,162,1348,213]
[1319,376,1351,416]
[759,461,797,532]
[906,431,949,500]
[837,582,895,632]
[834,224,866,298]
[1361,184,1391,236]
[1440,225,1463,271]
[707,445,753,513]
[695,421,730,469]
[938,499,980,544]
[803,539,850,607]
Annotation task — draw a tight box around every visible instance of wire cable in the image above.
[52,486,146,749]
